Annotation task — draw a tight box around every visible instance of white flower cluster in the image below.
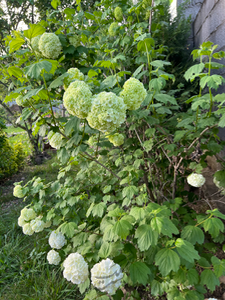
[91,258,123,295]
[47,249,61,265]
[63,253,89,284]
[114,7,123,21]
[108,22,118,36]
[38,33,62,59]
[87,92,126,132]
[64,68,85,90]
[63,81,92,119]
[107,133,124,146]
[18,208,50,235]
[30,217,45,233]
[49,230,66,249]
[187,173,206,187]
[47,131,63,149]
[69,35,80,48]
[31,35,42,57]
[120,77,147,110]
[13,185,25,198]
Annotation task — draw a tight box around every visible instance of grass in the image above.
[0,206,81,300]
[0,151,82,299]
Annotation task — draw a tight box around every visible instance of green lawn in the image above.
[0,154,82,300]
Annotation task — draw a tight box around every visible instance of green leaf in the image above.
[184,63,205,81]
[143,139,154,151]
[24,24,45,40]
[181,225,205,245]
[175,238,200,263]
[65,116,80,135]
[210,208,225,220]
[174,130,187,142]
[58,222,77,238]
[9,37,25,53]
[84,12,96,20]
[203,217,224,237]
[155,248,180,276]
[200,75,225,90]
[129,262,151,285]
[150,60,171,69]
[132,64,145,78]
[122,186,138,200]
[149,78,166,92]
[214,170,225,188]
[8,66,23,78]
[101,75,117,88]
[103,185,111,193]
[211,256,225,277]
[153,217,179,238]
[49,73,69,89]
[98,242,111,258]
[187,269,199,285]
[51,0,61,9]
[78,278,90,294]
[113,219,132,239]
[92,202,106,218]
[83,289,97,300]
[108,207,125,217]
[129,207,145,222]
[25,61,52,79]
[154,94,177,105]
[135,224,158,251]
[200,269,220,291]
[151,280,164,296]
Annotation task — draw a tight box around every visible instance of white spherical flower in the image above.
[69,35,80,48]
[120,78,147,110]
[49,231,66,249]
[20,207,37,221]
[13,185,24,198]
[187,173,206,188]
[22,223,34,235]
[107,133,124,146]
[30,217,45,233]
[47,249,61,265]
[64,68,85,90]
[63,81,92,119]
[47,131,63,149]
[31,35,42,57]
[87,92,126,133]
[63,253,89,284]
[38,32,62,59]
[18,216,26,227]
[91,258,123,295]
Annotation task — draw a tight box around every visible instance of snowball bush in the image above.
[49,231,66,249]
[22,223,34,235]
[30,217,45,232]
[107,133,124,146]
[87,92,126,132]
[63,253,89,284]
[187,173,206,187]
[18,216,26,227]
[38,33,62,59]
[69,35,80,48]
[47,131,63,149]
[47,249,61,265]
[63,80,92,118]
[114,7,123,21]
[31,35,42,57]
[108,22,118,36]
[91,258,123,295]
[20,207,37,221]
[13,185,24,198]
[63,68,85,90]
[120,77,147,110]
